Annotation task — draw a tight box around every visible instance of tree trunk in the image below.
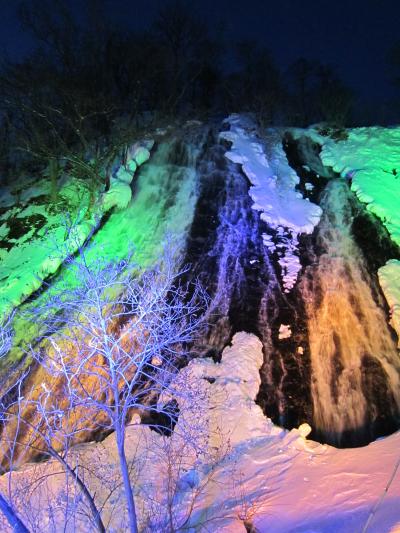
[49,158,59,202]
[48,450,106,533]
[0,493,30,533]
[116,428,138,533]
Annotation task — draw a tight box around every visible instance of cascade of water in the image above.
[0,130,207,467]
[182,132,312,428]
[299,179,400,446]
[182,133,277,356]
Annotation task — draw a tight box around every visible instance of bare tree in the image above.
[0,318,30,533]
[1,377,107,532]
[154,0,221,114]
[314,64,354,126]
[0,0,144,203]
[3,242,206,533]
[0,494,29,533]
[287,57,317,126]
[227,40,283,127]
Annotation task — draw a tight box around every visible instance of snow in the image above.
[379,260,400,348]
[2,332,399,532]
[0,178,92,321]
[103,142,154,211]
[315,126,400,247]
[278,323,292,339]
[220,114,322,291]
[0,141,153,325]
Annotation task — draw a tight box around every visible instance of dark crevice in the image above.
[352,209,400,271]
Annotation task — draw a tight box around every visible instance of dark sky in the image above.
[1,0,400,106]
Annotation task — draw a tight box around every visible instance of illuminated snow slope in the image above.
[179,334,400,533]
[3,134,200,363]
[0,142,152,322]
[302,126,400,346]
[220,114,322,291]
[2,333,399,532]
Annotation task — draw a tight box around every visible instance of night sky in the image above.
[1,0,400,115]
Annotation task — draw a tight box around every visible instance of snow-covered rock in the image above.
[379,259,400,348]
[278,324,292,339]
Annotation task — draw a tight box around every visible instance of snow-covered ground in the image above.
[178,334,400,533]
[220,114,322,291]
[2,332,399,532]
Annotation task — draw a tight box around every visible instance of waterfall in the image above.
[0,130,207,467]
[183,132,278,356]
[4,132,205,369]
[5,125,400,466]
[183,132,312,428]
[299,179,400,446]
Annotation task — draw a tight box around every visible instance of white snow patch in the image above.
[278,324,292,339]
[262,232,276,251]
[103,141,153,211]
[379,260,400,348]
[220,114,321,291]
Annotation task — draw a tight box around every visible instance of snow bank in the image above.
[102,141,154,211]
[318,127,400,247]
[3,332,399,532]
[379,260,400,348]
[220,114,322,290]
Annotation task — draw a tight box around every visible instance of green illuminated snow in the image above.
[1,139,199,364]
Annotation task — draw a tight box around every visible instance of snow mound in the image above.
[1,332,400,532]
[379,259,400,348]
[102,141,154,211]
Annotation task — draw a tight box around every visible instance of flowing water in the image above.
[2,125,400,455]
[182,132,311,428]
[298,179,400,446]
[183,131,400,447]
